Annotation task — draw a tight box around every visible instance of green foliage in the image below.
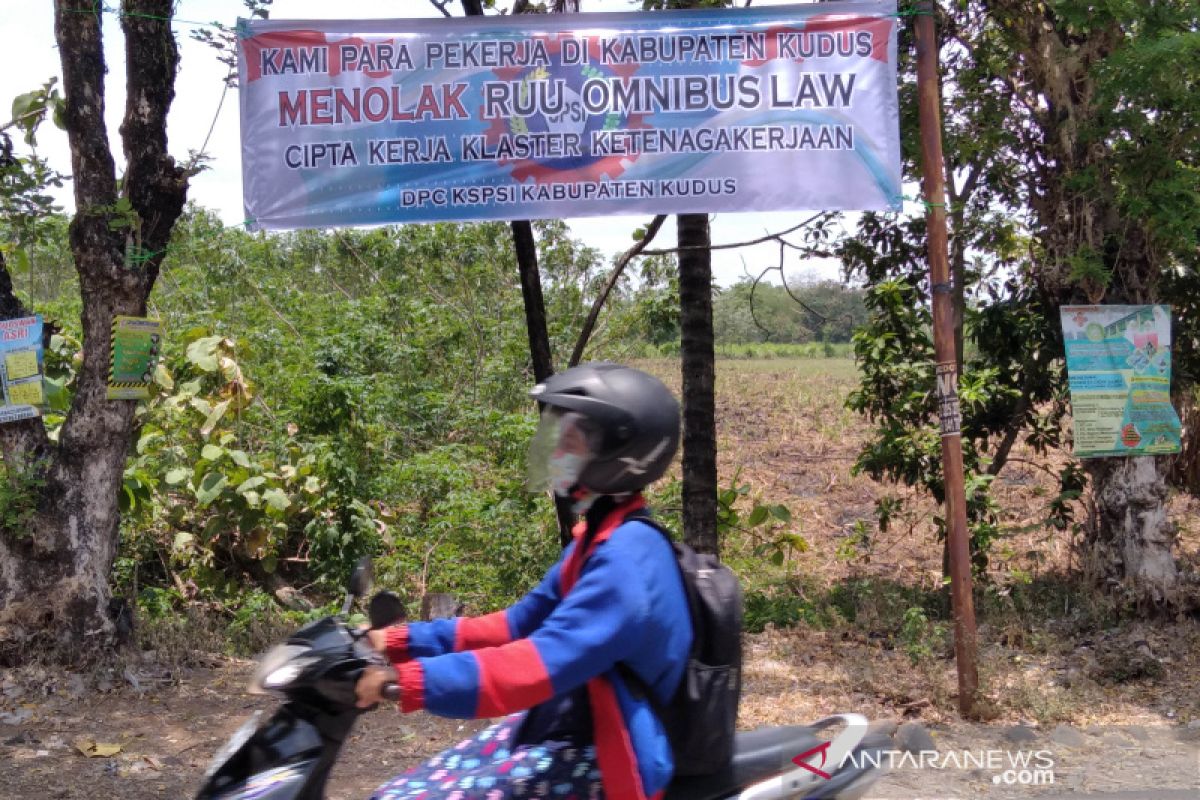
[898,606,950,666]
[743,584,826,632]
[713,278,867,345]
[0,459,47,539]
[716,475,804,568]
[52,208,620,616]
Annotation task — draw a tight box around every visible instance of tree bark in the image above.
[0,1,188,663]
[1084,457,1178,606]
[678,213,718,555]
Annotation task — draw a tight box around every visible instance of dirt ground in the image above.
[1,647,1198,799]
[4,358,1199,798]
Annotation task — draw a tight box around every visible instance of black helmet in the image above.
[529,362,680,495]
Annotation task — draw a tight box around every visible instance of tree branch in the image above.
[569,214,666,367]
[747,265,777,342]
[54,0,123,283]
[640,212,826,256]
[120,0,189,287]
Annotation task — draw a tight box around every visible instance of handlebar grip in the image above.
[381,682,400,701]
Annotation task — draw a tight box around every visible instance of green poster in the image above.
[1060,305,1181,458]
[108,316,163,400]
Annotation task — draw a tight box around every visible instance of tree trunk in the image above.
[1085,457,1178,606]
[678,213,718,555]
[0,1,188,663]
[989,2,1180,607]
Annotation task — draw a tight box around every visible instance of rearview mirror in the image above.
[348,557,373,599]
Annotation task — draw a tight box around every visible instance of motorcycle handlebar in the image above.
[382,682,400,701]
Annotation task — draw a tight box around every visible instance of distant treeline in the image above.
[713,277,867,345]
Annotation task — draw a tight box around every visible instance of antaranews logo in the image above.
[792,745,1056,786]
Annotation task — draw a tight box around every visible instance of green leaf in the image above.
[43,376,70,412]
[164,468,190,486]
[200,399,231,436]
[200,444,224,461]
[153,363,174,391]
[236,476,266,494]
[770,550,785,566]
[195,472,228,505]
[263,488,291,512]
[10,249,29,275]
[186,336,223,372]
[172,531,194,552]
[747,505,769,527]
[229,449,252,468]
[261,555,278,574]
[769,504,792,523]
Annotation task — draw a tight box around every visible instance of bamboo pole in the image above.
[913,0,979,717]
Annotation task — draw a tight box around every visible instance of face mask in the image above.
[548,451,587,497]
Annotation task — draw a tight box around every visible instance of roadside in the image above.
[1,640,1197,800]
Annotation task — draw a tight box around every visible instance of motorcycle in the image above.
[196,560,891,799]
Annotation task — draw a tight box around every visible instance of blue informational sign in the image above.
[0,315,45,424]
[1060,305,1182,457]
[238,1,902,229]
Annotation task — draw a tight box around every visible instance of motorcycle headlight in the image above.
[250,644,314,693]
[262,657,318,689]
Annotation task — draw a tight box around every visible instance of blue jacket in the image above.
[385,497,692,798]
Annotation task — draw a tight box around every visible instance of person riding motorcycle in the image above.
[356,362,692,799]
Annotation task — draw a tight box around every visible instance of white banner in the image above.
[238,2,902,229]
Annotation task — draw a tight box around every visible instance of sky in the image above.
[1,0,854,286]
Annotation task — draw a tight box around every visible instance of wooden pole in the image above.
[913,0,978,717]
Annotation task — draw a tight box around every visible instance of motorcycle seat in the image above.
[664,725,822,800]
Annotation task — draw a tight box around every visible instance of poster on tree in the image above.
[1060,305,1182,458]
[237,0,902,228]
[107,317,163,400]
[0,315,46,424]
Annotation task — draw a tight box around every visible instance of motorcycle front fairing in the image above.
[196,616,377,800]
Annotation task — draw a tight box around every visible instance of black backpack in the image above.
[621,510,743,776]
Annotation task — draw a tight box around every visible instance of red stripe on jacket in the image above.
[384,625,411,663]
[396,660,425,713]
[474,639,555,717]
[589,673,654,800]
[454,610,513,651]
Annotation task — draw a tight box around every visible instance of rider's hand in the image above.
[356,664,399,709]
[364,627,389,653]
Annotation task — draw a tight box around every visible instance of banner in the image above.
[108,317,163,400]
[0,315,45,424]
[1060,305,1182,458]
[238,2,902,229]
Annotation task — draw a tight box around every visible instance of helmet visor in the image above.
[525,409,599,494]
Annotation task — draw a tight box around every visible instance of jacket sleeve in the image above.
[383,547,569,664]
[394,543,646,718]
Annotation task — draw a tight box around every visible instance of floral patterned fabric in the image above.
[371,714,602,799]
